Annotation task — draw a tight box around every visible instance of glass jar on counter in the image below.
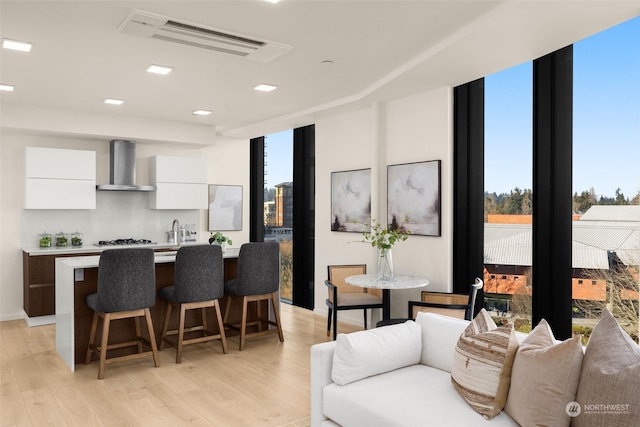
[55,231,68,247]
[38,232,52,248]
[70,231,83,247]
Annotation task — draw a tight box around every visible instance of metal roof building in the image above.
[484,205,639,270]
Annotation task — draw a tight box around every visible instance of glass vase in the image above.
[377,248,394,281]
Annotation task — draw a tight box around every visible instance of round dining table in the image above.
[345,273,429,321]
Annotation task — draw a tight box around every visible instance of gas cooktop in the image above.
[94,238,156,247]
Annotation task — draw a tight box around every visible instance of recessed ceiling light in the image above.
[193,110,212,116]
[2,38,33,52]
[0,84,15,92]
[264,0,281,3]
[146,64,173,75]
[254,83,278,92]
[104,98,124,105]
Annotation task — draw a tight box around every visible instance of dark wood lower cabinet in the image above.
[23,251,95,317]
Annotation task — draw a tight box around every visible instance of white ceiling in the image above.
[1,1,638,141]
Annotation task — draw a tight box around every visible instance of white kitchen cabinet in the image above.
[24,147,96,209]
[149,155,208,209]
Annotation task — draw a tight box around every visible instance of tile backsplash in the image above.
[22,191,200,248]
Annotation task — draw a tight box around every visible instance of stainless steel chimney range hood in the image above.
[96,140,156,191]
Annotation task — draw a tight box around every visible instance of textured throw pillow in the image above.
[504,319,584,427]
[451,309,519,419]
[572,308,640,427]
[331,320,422,386]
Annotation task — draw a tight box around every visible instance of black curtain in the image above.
[453,78,485,316]
[532,46,573,339]
[249,137,265,242]
[292,125,315,309]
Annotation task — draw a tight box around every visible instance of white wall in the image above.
[0,129,249,321]
[314,86,453,328]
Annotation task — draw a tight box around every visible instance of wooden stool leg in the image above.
[98,313,111,380]
[214,300,228,354]
[240,296,249,351]
[271,292,284,343]
[223,294,233,324]
[257,300,263,332]
[176,304,187,363]
[145,308,160,368]
[201,307,208,332]
[134,316,143,353]
[160,303,172,351]
[85,311,99,364]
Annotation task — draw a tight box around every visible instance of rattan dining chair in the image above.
[158,244,228,363]
[325,264,384,340]
[84,248,160,379]
[408,277,484,321]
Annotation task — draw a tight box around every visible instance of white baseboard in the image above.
[24,314,56,327]
[0,312,27,323]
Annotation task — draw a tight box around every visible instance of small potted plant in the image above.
[209,232,232,251]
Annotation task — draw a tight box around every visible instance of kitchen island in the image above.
[55,248,241,371]
[23,241,214,325]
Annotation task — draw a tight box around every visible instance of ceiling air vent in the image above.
[117,10,292,63]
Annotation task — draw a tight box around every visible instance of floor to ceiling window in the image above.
[484,62,533,332]
[572,17,640,343]
[459,17,639,341]
[263,129,294,302]
[252,125,316,310]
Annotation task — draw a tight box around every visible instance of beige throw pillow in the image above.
[504,319,583,427]
[572,308,640,427]
[451,309,519,419]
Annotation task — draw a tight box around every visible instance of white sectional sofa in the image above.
[310,309,640,427]
[311,312,521,427]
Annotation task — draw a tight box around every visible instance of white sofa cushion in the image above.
[323,364,520,427]
[451,309,519,419]
[331,320,421,386]
[414,311,470,372]
[504,319,584,427]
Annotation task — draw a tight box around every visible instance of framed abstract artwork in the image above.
[387,160,441,236]
[331,168,371,232]
[208,184,243,231]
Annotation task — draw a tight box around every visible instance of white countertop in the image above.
[54,246,240,268]
[23,240,221,255]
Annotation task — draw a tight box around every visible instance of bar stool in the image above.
[223,242,284,351]
[158,244,228,363]
[84,248,160,379]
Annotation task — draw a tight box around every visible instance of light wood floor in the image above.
[0,304,361,427]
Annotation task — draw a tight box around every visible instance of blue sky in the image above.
[267,17,639,201]
[264,129,293,188]
[486,16,639,199]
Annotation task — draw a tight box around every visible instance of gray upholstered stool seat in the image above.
[158,244,228,363]
[84,248,160,379]
[223,242,284,351]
